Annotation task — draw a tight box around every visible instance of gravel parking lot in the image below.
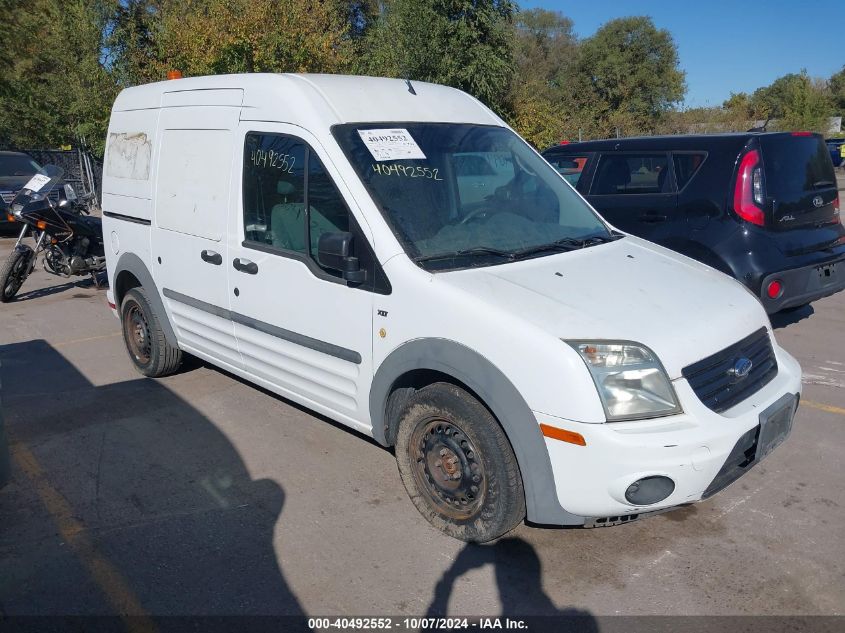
[0,232,843,624]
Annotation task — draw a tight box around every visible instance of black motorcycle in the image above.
[1,164,105,302]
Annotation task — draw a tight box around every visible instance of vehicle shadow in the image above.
[11,278,102,302]
[770,304,814,329]
[425,538,597,628]
[0,339,308,626]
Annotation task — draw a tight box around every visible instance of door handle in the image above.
[200,249,222,265]
[232,257,258,274]
[639,212,668,223]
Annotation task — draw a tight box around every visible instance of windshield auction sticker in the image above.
[358,128,427,161]
[23,173,51,192]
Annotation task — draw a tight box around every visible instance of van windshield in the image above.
[333,123,614,270]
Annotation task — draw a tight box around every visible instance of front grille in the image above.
[682,327,778,413]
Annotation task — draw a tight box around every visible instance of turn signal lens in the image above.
[540,423,586,446]
[767,280,783,299]
[36,220,47,230]
[6,213,14,223]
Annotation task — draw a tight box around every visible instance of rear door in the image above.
[585,151,678,242]
[760,133,840,231]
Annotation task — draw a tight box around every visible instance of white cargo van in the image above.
[102,74,802,541]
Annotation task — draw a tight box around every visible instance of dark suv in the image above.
[543,132,844,313]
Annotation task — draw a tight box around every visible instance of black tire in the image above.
[395,382,525,542]
[0,247,33,303]
[120,287,183,377]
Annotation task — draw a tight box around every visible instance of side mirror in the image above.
[317,232,367,284]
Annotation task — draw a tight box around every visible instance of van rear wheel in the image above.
[120,287,182,377]
[395,383,525,542]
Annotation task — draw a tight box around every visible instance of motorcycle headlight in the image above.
[567,341,682,421]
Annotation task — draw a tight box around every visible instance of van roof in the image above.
[112,73,504,129]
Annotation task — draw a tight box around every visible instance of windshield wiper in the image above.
[510,233,620,259]
[813,180,835,188]
[414,246,516,264]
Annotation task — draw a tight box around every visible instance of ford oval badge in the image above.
[729,357,753,382]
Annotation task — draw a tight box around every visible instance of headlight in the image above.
[567,341,682,421]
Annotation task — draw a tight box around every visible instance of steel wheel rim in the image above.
[409,417,486,521]
[124,303,152,365]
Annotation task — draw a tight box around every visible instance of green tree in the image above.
[507,9,577,147]
[156,0,352,76]
[362,0,516,115]
[828,65,845,116]
[572,16,686,137]
[750,71,831,132]
[0,0,119,155]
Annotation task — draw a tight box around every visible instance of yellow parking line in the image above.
[802,400,845,416]
[53,332,121,348]
[11,443,157,633]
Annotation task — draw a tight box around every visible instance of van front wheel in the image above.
[395,383,525,542]
[120,287,182,377]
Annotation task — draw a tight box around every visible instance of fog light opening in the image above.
[767,279,784,300]
[625,476,675,505]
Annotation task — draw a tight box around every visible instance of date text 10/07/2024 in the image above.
[308,618,529,630]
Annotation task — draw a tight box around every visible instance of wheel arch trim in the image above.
[113,252,178,347]
[370,338,584,526]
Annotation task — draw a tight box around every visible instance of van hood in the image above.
[437,236,770,378]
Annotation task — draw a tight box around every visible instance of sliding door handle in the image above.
[200,250,222,265]
[233,257,258,275]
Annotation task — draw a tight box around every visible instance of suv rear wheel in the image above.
[120,287,182,377]
[395,382,525,542]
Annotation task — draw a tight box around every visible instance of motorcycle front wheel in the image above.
[0,246,34,302]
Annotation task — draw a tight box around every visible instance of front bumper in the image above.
[761,255,845,313]
[537,345,802,521]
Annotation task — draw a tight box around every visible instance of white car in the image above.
[102,74,802,542]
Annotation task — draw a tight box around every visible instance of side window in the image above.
[243,132,352,278]
[243,133,307,252]
[591,154,670,195]
[307,152,350,260]
[672,153,706,189]
[547,154,589,187]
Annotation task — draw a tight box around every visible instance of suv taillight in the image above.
[733,149,765,226]
[835,196,840,213]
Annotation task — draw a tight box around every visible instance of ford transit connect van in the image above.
[102,74,802,542]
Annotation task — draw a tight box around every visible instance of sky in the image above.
[524,0,845,108]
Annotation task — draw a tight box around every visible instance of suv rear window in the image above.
[760,134,836,196]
